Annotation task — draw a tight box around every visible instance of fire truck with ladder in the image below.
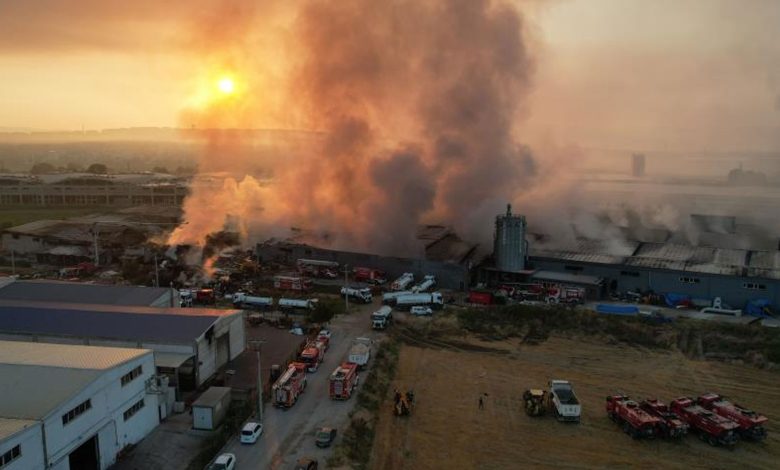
[670,397,740,447]
[606,395,662,439]
[272,362,307,408]
[638,398,689,438]
[329,362,359,400]
[697,393,768,441]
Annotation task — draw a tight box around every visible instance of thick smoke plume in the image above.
[168,0,537,257]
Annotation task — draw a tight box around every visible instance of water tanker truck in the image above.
[394,292,444,310]
[340,286,373,304]
[391,273,414,291]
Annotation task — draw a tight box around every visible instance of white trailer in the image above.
[382,290,413,305]
[279,298,317,311]
[340,286,373,303]
[348,337,372,369]
[371,306,393,330]
[395,292,444,310]
[232,292,274,310]
[549,379,581,423]
[412,275,436,293]
[390,272,415,291]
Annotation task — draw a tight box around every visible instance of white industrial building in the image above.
[0,341,160,470]
[0,300,246,396]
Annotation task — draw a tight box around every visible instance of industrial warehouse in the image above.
[0,341,159,470]
[0,300,245,396]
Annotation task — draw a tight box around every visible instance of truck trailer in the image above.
[394,292,444,310]
[390,273,415,291]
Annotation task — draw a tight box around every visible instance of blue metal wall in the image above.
[530,257,780,308]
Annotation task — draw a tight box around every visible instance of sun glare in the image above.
[217,77,235,95]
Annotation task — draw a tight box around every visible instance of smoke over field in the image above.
[168,0,540,257]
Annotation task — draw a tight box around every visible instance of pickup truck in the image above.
[549,380,581,423]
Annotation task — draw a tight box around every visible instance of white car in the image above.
[240,422,263,444]
[318,329,332,339]
[410,306,433,316]
[207,453,236,470]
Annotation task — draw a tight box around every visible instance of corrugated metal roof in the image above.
[0,300,241,344]
[0,280,171,306]
[748,251,780,269]
[0,418,38,440]
[0,340,149,370]
[0,341,151,420]
[154,352,194,369]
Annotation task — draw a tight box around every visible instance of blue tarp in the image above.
[596,304,639,316]
[745,299,773,318]
[664,293,690,308]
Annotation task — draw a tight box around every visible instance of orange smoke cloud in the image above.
[171,0,540,257]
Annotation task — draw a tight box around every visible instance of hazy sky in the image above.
[0,0,778,151]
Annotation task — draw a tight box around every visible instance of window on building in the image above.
[743,282,767,290]
[0,445,21,467]
[564,265,584,272]
[62,399,91,426]
[121,365,143,387]
[679,277,701,284]
[620,271,640,277]
[123,399,145,421]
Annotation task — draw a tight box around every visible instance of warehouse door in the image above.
[216,334,230,367]
[69,434,99,470]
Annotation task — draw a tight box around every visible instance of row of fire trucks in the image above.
[271,332,363,408]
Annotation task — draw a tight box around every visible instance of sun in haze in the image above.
[217,76,235,95]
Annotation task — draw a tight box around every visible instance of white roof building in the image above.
[0,341,160,470]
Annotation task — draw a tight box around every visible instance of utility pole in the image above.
[154,253,160,288]
[92,225,99,266]
[344,264,349,313]
[248,340,265,422]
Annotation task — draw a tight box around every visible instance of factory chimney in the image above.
[494,203,527,272]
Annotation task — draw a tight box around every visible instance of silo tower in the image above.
[493,203,527,271]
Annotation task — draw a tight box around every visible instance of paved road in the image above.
[224,301,380,469]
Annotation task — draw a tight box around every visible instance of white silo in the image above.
[493,203,527,271]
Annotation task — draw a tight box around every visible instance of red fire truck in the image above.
[274,275,313,291]
[272,362,307,408]
[329,362,359,400]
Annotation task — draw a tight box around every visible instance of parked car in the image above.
[410,305,433,316]
[315,427,337,448]
[294,458,318,470]
[240,422,264,444]
[207,453,236,470]
[318,329,332,339]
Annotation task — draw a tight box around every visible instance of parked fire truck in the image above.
[639,398,689,438]
[272,362,307,408]
[606,395,662,439]
[329,362,359,400]
[670,397,740,446]
[298,341,326,372]
[697,393,768,441]
[353,267,386,285]
[274,275,313,291]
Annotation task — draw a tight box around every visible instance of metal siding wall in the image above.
[0,425,46,470]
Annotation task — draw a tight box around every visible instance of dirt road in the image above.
[223,300,381,469]
[372,334,780,470]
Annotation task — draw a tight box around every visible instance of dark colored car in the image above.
[315,427,337,448]
[294,458,318,470]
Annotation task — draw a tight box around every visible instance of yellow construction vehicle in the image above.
[523,389,547,417]
[394,389,414,416]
